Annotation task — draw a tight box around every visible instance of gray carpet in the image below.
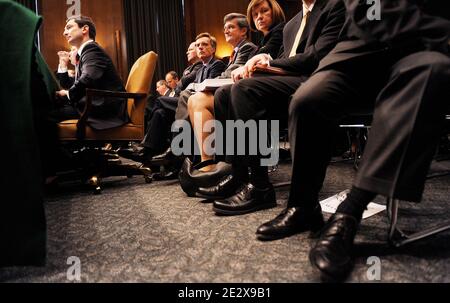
[1,159,449,283]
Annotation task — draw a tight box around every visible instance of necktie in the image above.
[229,50,236,65]
[199,65,207,82]
[289,11,310,58]
[75,54,80,81]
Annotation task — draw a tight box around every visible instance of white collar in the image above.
[77,39,94,56]
[302,1,315,16]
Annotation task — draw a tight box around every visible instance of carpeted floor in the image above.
[0,159,449,283]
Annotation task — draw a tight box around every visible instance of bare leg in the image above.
[188,92,216,171]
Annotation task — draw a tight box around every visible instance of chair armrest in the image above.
[75,89,148,140]
[86,88,147,100]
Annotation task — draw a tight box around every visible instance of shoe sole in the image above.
[256,230,318,242]
[195,193,229,200]
[213,202,277,216]
[309,253,353,283]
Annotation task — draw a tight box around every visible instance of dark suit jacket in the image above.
[175,61,203,96]
[219,40,257,78]
[67,42,128,130]
[316,0,450,72]
[269,0,346,76]
[194,57,227,83]
[56,71,74,90]
[254,22,285,59]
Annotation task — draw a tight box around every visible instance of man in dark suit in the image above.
[119,39,218,165]
[262,0,449,281]
[185,13,257,168]
[54,15,128,130]
[218,13,257,79]
[156,80,171,97]
[200,0,346,216]
[175,32,227,123]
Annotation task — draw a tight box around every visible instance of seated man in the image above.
[187,13,257,170]
[199,0,346,215]
[119,40,210,165]
[165,71,180,97]
[264,0,449,281]
[156,79,171,97]
[53,15,128,130]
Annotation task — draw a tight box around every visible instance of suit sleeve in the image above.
[209,61,227,79]
[219,43,257,78]
[178,63,202,94]
[68,46,109,103]
[259,22,285,59]
[56,71,74,89]
[270,1,346,75]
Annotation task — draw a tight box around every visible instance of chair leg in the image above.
[387,198,450,248]
[89,175,102,195]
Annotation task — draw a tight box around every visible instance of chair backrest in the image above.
[125,51,158,126]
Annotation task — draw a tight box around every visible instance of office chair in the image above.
[57,51,158,194]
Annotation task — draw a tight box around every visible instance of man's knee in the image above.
[289,70,343,117]
[396,51,450,76]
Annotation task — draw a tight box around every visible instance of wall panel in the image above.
[40,0,128,81]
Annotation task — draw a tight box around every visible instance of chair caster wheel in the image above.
[94,186,102,195]
[145,176,152,183]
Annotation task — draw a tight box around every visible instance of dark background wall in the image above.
[21,0,302,87]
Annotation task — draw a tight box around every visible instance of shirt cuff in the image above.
[58,65,68,73]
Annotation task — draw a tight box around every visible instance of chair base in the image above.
[53,145,152,194]
[387,198,450,248]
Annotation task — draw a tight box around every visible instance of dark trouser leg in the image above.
[354,51,450,202]
[288,70,367,209]
[229,76,304,187]
[174,90,193,122]
[48,103,80,123]
[142,107,175,153]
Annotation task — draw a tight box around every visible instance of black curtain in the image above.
[13,0,36,12]
[123,0,186,86]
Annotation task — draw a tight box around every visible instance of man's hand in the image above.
[242,54,270,79]
[57,51,70,68]
[56,90,68,98]
[231,66,246,82]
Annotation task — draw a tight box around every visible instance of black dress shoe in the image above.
[196,174,241,200]
[151,147,175,165]
[309,213,359,282]
[118,147,154,164]
[118,145,143,159]
[152,166,179,181]
[213,183,276,216]
[256,206,324,241]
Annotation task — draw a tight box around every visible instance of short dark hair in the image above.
[224,13,250,38]
[195,32,217,50]
[166,71,179,80]
[67,15,97,40]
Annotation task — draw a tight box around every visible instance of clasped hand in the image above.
[231,54,271,82]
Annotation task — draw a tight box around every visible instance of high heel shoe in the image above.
[178,158,233,197]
